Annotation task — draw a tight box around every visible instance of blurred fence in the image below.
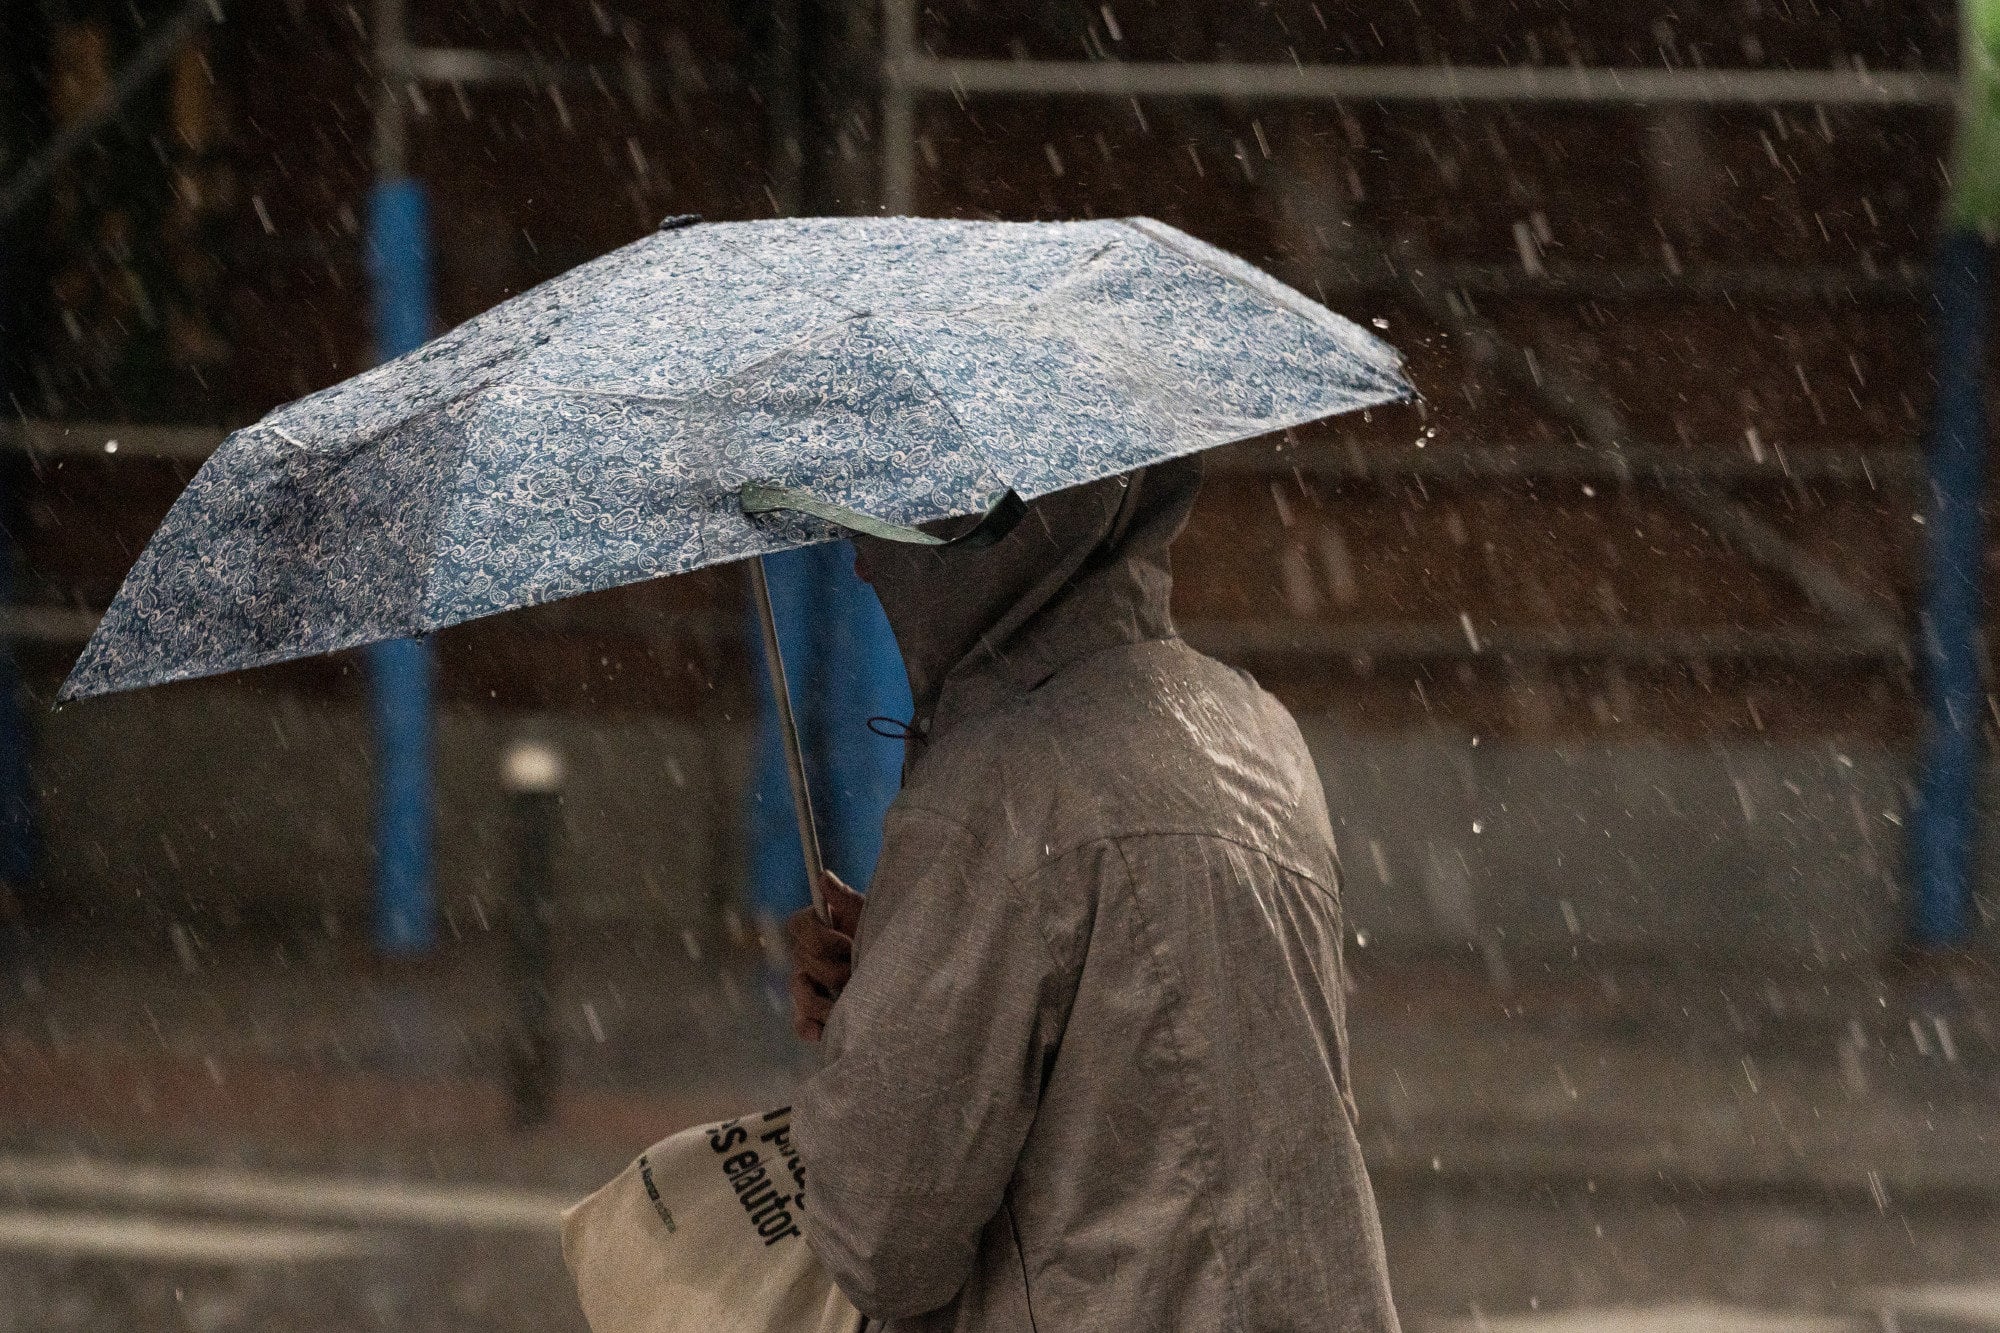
[0,1,1989,964]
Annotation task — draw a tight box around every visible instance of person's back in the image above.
[790,461,1400,1331]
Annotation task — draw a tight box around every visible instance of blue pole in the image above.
[819,543,911,884]
[0,505,34,892]
[365,176,437,954]
[748,542,908,922]
[0,232,37,914]
[1908,227,1993,950]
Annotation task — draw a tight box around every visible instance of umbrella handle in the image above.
[749,555,830,923]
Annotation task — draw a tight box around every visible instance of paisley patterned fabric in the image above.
[60,216,1406,700]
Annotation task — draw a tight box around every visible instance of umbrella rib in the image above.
[502,323,845,409]
[702,229,1119,325]
[876,327,1008,500]
[1116,218,1358,339]
[710,235,868,320]
[956,244,1117,325]
[1114,217,1308,322]
[893,237,1123,320]
[1117,217,1405,392]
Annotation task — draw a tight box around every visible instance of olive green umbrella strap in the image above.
[740,483,1025,549]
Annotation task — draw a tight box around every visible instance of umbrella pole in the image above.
[750,555,830,922]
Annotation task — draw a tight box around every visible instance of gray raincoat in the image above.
[792,459,1400,1332]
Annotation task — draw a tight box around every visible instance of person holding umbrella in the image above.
[56,213,1406,1330]
[784,456,1401,1332]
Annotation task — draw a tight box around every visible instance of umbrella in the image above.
[60,214,1407,909]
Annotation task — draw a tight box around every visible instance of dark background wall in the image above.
[2,1,1986,961]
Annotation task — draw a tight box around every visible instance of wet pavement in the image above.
[2,925,1996,1330]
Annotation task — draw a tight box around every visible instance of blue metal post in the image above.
[748,542,908,921]
[820,543,911,884]
[0,505,34,893]
[0,243,36,898]
[365,176,437,954]
[1908,227,1993,950]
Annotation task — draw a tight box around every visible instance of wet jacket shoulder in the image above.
[910,637,1342,893]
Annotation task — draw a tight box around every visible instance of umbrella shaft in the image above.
[750,556,829,922]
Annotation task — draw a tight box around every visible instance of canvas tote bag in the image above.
[563,1106,865,1333]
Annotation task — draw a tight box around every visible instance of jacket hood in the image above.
[856,456,1202,741]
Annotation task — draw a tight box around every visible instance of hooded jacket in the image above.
[792,460,1400,1332]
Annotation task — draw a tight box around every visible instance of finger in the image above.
[789,970,826,1018]
[788,901,852,952]
[784,905,821,946]
[788,908,852,961]
[789,971,834,1029]
[786,913,852,969]
[795,942,852,993]
[821,872,866,935]
[822,869,860,902]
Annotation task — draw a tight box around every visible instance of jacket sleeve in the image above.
[791,805,1073,1320]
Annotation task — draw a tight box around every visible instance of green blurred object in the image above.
[1953,0,2000,227]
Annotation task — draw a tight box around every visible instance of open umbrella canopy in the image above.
[60,215,1406,701]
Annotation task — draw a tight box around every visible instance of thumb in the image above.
[820,870,865,934]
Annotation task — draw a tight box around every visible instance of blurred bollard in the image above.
[502,739,564,1129]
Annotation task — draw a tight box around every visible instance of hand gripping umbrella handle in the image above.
[749,555,830,923]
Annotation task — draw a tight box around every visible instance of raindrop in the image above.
[1279,546,1320,617]
[1268,480,1296,528]
[1317,526,1359,606]
[1931,1015,1958,1063]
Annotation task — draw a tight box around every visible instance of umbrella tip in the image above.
[658,214,702,232]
